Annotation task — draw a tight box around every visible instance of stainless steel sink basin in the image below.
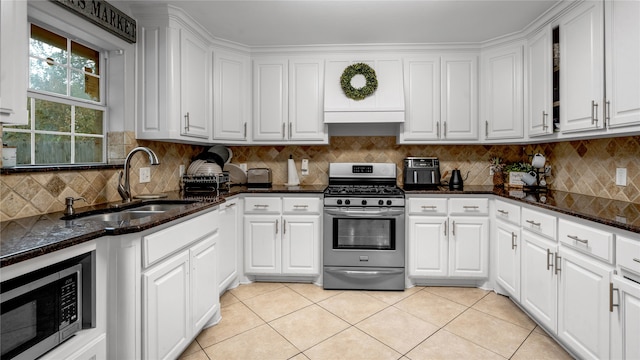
[62,200,198,222]
[78,210,163,222]
[126,204,188,212]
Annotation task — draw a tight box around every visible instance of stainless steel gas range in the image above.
[323,163,405,291]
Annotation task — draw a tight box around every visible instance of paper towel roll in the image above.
[287,158,300,185]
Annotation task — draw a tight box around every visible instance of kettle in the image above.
[449,169,469,190]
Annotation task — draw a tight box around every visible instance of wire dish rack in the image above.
[181,172,230,194]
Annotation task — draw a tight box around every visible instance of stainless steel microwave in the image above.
[1,252,94,360]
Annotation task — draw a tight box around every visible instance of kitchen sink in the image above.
[61,200,198,222]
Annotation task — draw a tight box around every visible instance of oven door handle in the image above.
[325,268,405,276]
[324,209,405,217]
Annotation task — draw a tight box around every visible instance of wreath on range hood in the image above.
[340,63,378,100]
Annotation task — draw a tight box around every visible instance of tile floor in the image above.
[178,282,574,360]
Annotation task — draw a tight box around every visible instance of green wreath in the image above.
[340,63,378,100]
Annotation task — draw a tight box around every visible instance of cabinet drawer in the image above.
[407,198,448,215]
[521,207,556,239]
[558,219,614,263]
[449,198,489,215]
[244,197,282,213]
[494,199,521,225]
[143,210,219,268]
[616,236,640,274]
[283,197,320,214]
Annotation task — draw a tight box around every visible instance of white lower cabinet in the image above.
[218,198,240,293]
[244,196,321,276]
[611,274,640,360]
[495,220,521,301]
[407,197,488,279]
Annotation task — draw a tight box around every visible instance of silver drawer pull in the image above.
[546,249,553,271]
[421,205,437,209]
[293,204,309,209]
[526,219,541,226]
[567,234,588,245]
[463,205,479,209]
[497,209,509,215]
[633,258,640,263]
[254,204,269,208]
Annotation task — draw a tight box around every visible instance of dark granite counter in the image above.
[2,184,638,268]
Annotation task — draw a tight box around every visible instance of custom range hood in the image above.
[324,59,405,123]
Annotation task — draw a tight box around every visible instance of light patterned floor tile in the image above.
[219,290,240,308]
[203,324,299,360]
[423,286,490,307]
[196,302,265,348]
[406,330,506,360]
[472,292,536,330]
[287,283,343,303]
[243,286,313,322]
[356,306,439,354]
[178,340,203,359]
[365,286,423,305]
[317,291,388,324]
[229,282,285,301]
[534,325,550,337]
[179,349,210,360]
[289,353,310,360]
[394,290,467,327]
[269,304,350,351]
[511,332,574,360]
[304,327,401,360]
[444,308,531,358]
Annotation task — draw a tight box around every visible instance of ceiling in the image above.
[122,0,562,47]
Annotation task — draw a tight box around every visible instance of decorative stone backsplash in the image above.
[1,128,638,221]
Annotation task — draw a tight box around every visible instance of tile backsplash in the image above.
[1,129,638,221]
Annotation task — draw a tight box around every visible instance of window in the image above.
[3,24,106,165]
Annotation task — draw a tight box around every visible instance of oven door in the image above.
[323,207,405,268]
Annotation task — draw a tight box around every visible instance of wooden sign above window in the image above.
[52,0,136,43]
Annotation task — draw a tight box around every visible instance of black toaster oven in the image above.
[403,157,441,189]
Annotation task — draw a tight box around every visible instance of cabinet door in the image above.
[557,247,611,360]
[559,0,605,133]
[521,231,557,332]
[441,54,478,140]
[282,215,320,275]
[605,0,640,129]
[143,250,190,360]
[0,0,29,125]
[180,29,210,139]
[611,275,640,360]
[495,220,521,301]
[400,57,441,141]
[482,44,524,140]
[244,215,281,274]
[408,216,448,277]
[253,59,288,141]
[448,217,488,278]
[289,59,327,142]
[218,199,239,293]
[191,234,218,334]
[213,50,250,141]
[527,26,554,137]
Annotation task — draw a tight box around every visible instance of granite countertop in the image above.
[2,184,638,268]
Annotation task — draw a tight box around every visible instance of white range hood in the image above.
[324,59,405,123]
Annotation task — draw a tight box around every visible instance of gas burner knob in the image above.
[345,199,351,205]
[386,200,393,206]
[378,200,384,205]
[362,200,367,205]
[337,199,342,205]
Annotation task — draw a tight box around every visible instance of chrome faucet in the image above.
[117,147,160,203]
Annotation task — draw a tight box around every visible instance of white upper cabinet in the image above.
[441,54,479,140]
[213,49,250,142]
[481,43,524,140]
[135,7,212,143]
[0,0,29,125]
[399,56,441,142]
[559,1,605,133]
[527,26,555,137]
[253,57,327,143]
[605,0,640,129]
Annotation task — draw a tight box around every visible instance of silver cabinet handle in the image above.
[421,205,437,210]
[289,122,292,138]
[591,100,599,125]
[243,122,247,139]
[633,258,640,263]
[225,203,236,208]
[275,219,279,234]
[605,101,610,127]
[443,121,447,138]
[282,123,286,138]
[542,111,548,130]
[526,219,541,227]
[452,220,456,236]
[184,112,190,131]
[555,253,562,275]
[444,221,448,236]
[436,121,440,138]
[567,234,588,245]
[547,249,553,271]
[293,204,309,209]
[511,232,517,250]
[610,283,620,313]
[254,204,269,209]
[283,219,286,234]
[485,120,489,137]
[463,205,479,209]
[497,209,509,215]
